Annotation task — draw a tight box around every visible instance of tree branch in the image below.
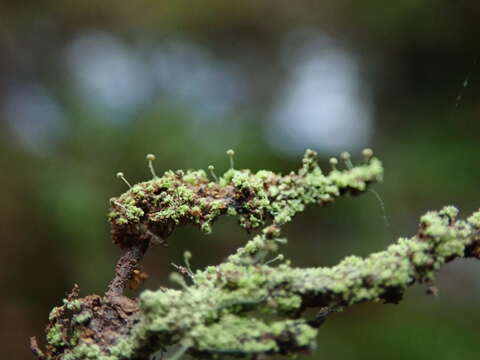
[31,150,479,360]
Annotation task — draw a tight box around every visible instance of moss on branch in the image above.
[31,150,480,360]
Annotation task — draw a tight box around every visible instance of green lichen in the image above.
[191,316,316,354]
[36,150,480,360]
[73,311,92,324]
[64,299,82,312]
[108,149,383,248]
[62,344,113,360]
[46,323,65,347]
[467,211,480,228]
[48,306,61,321]
[94,207,480,359]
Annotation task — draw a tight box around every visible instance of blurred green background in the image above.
[1,1,479,359]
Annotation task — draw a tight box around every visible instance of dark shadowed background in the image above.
[1,1,479,359]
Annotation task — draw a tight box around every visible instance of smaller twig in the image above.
[308,307,332,328]
[30,337,46,360]
[106,241,149,297]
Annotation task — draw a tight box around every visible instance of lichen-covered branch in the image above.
[108,149,383,248]
[31,150,480,360]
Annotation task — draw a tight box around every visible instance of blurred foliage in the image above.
[0,1,479,359]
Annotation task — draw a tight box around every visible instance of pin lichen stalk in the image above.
[31,149,480,360]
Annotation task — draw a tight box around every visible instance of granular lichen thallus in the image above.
[31,149,480,360]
